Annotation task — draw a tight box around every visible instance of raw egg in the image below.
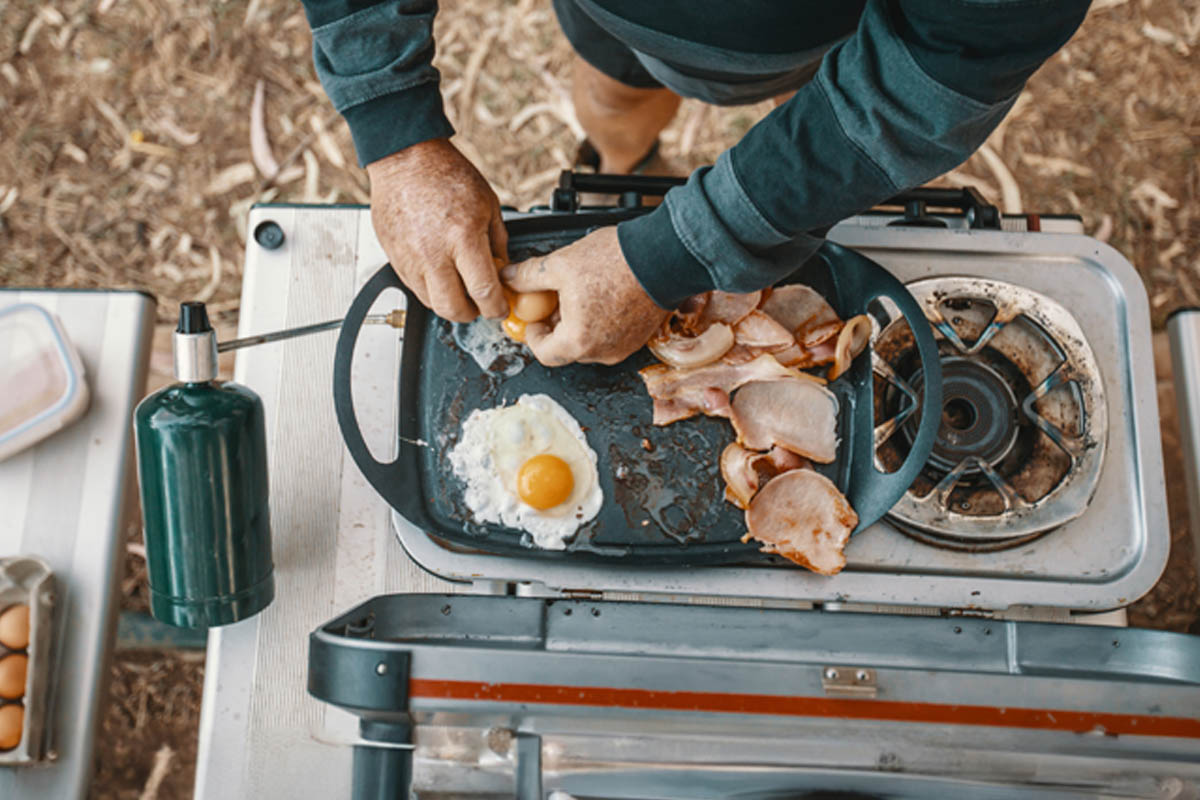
[0,704,22,750]
[510,290,558,323]
[0,654,27,700]
[517,454,575,510]
[501,311,527,343]
[0,605,30,650]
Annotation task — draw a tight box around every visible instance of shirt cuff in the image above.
[617,205,717,310]
[341,82,456,167]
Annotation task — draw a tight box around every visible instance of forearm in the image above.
[619,0,1089,308]
[301,0,453,166]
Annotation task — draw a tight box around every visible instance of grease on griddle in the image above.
[608,424,720,544]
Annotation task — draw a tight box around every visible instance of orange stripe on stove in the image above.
[409,678,1200,739]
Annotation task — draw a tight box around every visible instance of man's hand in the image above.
[367,138,508,322]
[500,226,669,366]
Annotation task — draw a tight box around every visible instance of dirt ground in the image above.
[2,0,1198,797]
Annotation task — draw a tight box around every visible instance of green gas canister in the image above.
[134,302,274,628]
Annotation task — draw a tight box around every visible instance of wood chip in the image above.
[1021,153,1094,178]
[204,162,256,196]
[250,79,279,177]
[302,148,320,201]
[137,744,174,800]
[977,143,1022,214]
[0,186,17,215]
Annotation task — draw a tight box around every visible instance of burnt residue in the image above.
[608,426,725,545]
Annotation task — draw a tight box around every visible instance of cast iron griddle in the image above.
[334,211,941,565]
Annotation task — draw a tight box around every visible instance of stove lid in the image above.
[309,594,1200,796]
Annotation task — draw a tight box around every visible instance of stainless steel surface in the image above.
[1168,309,1200,586]
[173,330,218,382]
[0,289,155,800]
[315,595,1200,796]
[395,225,1169,611]
[879,277,1107,544]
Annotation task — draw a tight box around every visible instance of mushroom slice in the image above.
[647,322,735,369]
[730,378,839,463]
[743,469,857,575]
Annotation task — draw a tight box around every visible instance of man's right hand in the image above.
[366,138,509,322]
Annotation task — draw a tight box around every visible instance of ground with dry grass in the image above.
[2,0,1198,797]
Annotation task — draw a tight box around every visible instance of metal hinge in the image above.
[821,666,877,698]
[561,589,604,600]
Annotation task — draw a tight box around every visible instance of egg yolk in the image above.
[516,454,574,510]
[502,312,527,342]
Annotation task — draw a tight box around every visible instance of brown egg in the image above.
[511,290,558,323]
[0,654,27,700]
[0,703,23,750]
[0,604,30,650]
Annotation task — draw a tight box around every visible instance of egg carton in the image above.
[0,556,55,765]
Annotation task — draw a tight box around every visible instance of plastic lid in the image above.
[0,304,89,461]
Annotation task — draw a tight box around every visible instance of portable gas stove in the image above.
[381,182,1167,615]
[299,179,1198,799]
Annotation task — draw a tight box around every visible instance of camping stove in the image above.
[393,195,1168,615]
[875,276,1107,551]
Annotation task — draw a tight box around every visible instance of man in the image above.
[301,1,1090,366]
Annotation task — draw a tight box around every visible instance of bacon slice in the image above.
[640,354,801,426]
[730,378,839,462]
[672,293,709,335]
[697,290,761,328]
[743,469,857,575]
[731,310,794,351]
[759,285,841,348]
[647,322,734,369]
[720,442,809,509]
[652,387,731,426]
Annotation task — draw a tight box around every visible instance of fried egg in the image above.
[448,394,602,548]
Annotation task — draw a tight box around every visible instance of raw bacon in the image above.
[743,469,858,575]
[730,378,839,463]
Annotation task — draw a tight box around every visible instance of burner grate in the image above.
[873,277,1107,549]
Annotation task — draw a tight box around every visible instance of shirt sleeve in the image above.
[301,0,454,167]
[617,0,1090,309]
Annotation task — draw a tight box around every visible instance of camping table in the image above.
[0,289,155,799]
[194,206,497,799]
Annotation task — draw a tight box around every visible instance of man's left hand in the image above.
[500,226,669,367]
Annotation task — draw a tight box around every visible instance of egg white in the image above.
[448,394,602,549]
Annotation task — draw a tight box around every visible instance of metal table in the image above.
[194,206,490,800]
[0,289,155,799]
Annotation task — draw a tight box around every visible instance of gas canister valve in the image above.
[821,666,877,698]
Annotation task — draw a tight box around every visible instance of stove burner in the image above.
[872,277,1107,550]
[906,356,1020,477]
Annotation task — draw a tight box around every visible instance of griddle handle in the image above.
[818,242,943,533]
[333,265,422,519]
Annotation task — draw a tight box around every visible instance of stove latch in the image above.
[821,666,878,698]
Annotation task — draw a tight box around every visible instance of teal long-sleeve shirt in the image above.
[301,1,1089,309]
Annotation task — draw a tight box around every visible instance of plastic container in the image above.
[0,304,89,462]
[0,556,55,764]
